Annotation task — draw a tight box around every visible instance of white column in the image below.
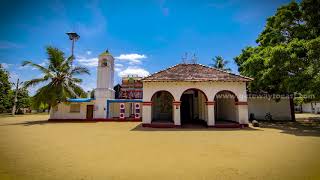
[173,101,181,126]
[236,102,249,125]
[206,101,215,126]
[142,102,152,124]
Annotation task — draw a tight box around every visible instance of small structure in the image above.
[141,64,253,128]
[49,50,142,121]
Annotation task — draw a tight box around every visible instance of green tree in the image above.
[234,0,320,99]
[211,56,231,71]
[11,87,31,114]
[0,64,13,113]
[22,46,90,108]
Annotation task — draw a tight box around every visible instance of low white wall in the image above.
[50,102,94,119]
[302,102,320,113]
[248,98,292,120]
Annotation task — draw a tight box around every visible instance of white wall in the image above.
[142,81,249,125]
[143,81,247,102]
[248,98,292,120]
[302,102,320,113]
[50,102,94,119]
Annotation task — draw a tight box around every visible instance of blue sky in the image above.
[0,0,291,93]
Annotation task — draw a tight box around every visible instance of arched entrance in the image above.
[151,91,174,122]
[214,90,238,123]
[180,89,208,126]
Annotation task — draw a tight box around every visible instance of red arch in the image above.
[214,90,239,102]
[151,90,175,101]
[180,88,208,101]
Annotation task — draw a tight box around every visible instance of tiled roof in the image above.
[142,63,253,82]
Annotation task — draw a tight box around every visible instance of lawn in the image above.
[0,114,320,180]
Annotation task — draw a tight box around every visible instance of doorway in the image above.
[180,94,193,123]
[86,105,94,119]
[180,89,207,126]
[151,91,174,122]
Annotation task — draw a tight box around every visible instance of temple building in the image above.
[50,50,295,128]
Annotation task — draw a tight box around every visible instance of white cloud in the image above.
[86,51,92,55]
[76,56,98,67]
[9,71,19,82]
[39,62,46,66]
[115,53,147,64]
[115,63,123,67]
[1,63,12,69]
[118,67,150,77]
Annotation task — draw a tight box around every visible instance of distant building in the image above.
[119,76,143,99]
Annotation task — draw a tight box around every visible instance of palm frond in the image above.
[70,78,83,83]
[46,46,65,70]
[23,77,49,88]
[62,82,79,98]
[21,61,51,74]
[71,66,90,76]
[69,82,87,97]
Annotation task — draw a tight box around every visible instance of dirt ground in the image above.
[0,114,320,180]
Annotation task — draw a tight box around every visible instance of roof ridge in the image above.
[141,63,182,81]
[196,63,253,80]
[142,63,253,82]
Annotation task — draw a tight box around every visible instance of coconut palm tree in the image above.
[211,56,231,72]
[22,46,90,108]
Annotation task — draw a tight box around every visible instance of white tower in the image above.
[94,50,115,118]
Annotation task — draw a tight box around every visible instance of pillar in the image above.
[206,101,215,126]
[235,102,249,125]
[173,101,181,126]
[142,101,152,124]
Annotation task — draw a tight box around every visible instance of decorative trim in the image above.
[235,101,248,105]
[205,101,215,105]
[142,102,152,106]
[173,101,181,105]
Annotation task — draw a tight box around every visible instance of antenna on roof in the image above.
[191,53,198,64]
[181,52,188,64]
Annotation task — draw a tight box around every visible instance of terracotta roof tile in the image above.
[142,64,253,82]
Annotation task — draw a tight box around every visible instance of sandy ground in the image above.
[0,114,320,180]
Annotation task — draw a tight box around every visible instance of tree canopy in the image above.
[235,0,320,99]
[22,46,90,108]
[12,87,31,114]
[0,64,12,113]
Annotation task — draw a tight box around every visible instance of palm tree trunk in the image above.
[11,78,19,116]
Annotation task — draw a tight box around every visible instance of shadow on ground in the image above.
[0,120,97,126]
[259,121,320,137]
[131,124,261,132]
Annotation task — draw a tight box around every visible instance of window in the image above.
[70,104,80,113]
